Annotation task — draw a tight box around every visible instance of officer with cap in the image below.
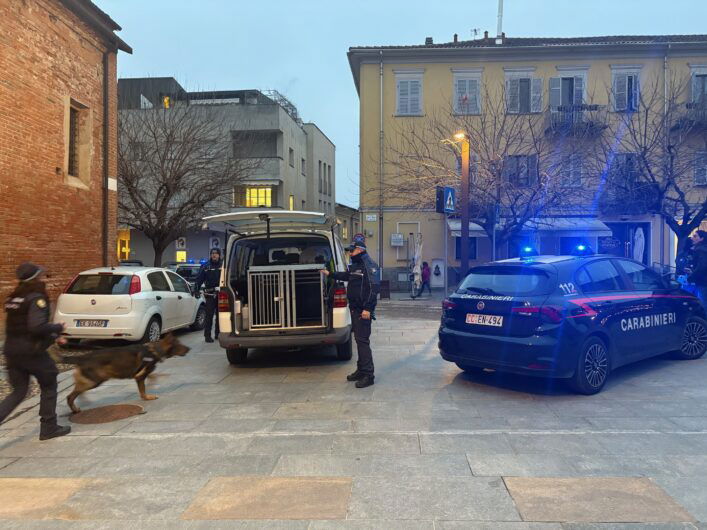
[321,238,380,388]
[195,248,222,343]
[0,263,71,440]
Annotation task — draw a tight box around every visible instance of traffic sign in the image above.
[443,187,455,214]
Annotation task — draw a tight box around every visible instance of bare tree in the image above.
[595,74,707,260]
[118,104,261,266]
[383,84,601,257]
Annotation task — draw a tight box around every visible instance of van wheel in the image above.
[674,316,707,360]
[227,348,248,365]
[569,336,610,395]
[336,338,353,361]
[141,317,161,344]
[190,305,206,331]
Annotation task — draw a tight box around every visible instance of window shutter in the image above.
[573,76,584,106]
[570,156,582,186]
[696,152,707,185]
[455,78,467,113]
[409,80,421,114]
[469,79,479,114]
[549,77,561,110]
[506,79,520,113]
[531,78,543,112]
[631,75,640,111]
[397,80,409,114]
[692,74,701,103]
[502,156,514,182]
[528,154,539,186]
[614,74,628,111]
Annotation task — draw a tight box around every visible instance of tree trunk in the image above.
[152,240,169,267]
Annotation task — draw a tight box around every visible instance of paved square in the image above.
[0,478,88,519]
[504,477,696,523]
[181,476,352,520]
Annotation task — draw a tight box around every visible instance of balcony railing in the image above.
[545,104,606,137]
[675,101,707,131]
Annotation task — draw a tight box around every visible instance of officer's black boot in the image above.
[355,374,375,388]
[346,370,363,381]
[39,423,71,441]
[205,336,214,343]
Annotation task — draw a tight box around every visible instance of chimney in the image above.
[484,30,489,40]
[425,37,433,45]
[453,33,458,43]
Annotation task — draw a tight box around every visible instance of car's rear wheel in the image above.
[141,317,161,344]
[336,337,353,361]
[190,305,206,331]
[569,336,610,395]
[226,347,248,365]
[674,316,707,360]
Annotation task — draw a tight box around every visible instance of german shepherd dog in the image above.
[49,334,190,414]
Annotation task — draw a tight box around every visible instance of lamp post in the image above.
[454,131,471,277]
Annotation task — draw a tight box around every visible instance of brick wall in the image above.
[0,0,119,330]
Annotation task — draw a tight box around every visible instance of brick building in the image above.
[0,0,130,328]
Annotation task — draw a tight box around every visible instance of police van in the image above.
[438,248,707,394]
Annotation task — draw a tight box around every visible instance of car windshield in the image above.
[67,274,132,295]
[458,266,553,296]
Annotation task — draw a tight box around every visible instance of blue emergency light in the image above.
[199,258,208,265]
[571,243,594,256]
[187,259,195,264]
[519,245,539,258]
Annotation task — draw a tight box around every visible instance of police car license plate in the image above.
[466,314,503,327]
[75,320,108,328]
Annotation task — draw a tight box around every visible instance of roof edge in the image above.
[60,0,132,53]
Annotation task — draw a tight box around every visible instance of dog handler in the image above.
[195,247,223,343]
[0,263,71,440]
[321,239,380,388]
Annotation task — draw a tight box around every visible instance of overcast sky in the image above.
[96,0,706,208]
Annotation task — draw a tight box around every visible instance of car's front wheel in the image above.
[226,348,248,365]
[141,317,162,344]
[674,316,707,360]
[569,336,610,395]
[190,305,206,331]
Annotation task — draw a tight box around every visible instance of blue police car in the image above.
[438,248,707,394]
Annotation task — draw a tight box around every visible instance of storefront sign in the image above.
[390,233,404,247]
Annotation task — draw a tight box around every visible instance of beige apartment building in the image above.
[348,34,707,290]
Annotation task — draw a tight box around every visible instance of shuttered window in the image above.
[566,155,582,187]
[613,73,640,112]
[506,77,542,114]
[454,77,480,115]
[549,76,583,110]
[695,151,707,185]
[503,155,539,187]
[396,77,422,115]
[693,74,707,104]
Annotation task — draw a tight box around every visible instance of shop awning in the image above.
[447,217,612,238]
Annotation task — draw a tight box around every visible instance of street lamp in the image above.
[454,131,471,277]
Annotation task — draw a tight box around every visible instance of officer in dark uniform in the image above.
[195,248,222,343]
[0,263,71,440]
[322,239,380,388]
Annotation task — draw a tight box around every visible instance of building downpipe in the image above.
[378,50,384,277]
[102,50,111,267]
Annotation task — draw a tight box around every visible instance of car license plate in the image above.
[75,320,108,328]
[465,313,503,327]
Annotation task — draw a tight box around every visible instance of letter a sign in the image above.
[443,187,455,214]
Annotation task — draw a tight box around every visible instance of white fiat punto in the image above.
[54,267,206,344]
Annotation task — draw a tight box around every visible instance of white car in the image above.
[203,210,352,365]
[54,267,206,343]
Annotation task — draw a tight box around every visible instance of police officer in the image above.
[322,239,380,388]
[687,230,707,306]
[195,248,222,343]
[0,263,70,440]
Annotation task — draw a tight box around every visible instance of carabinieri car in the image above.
[438,253,707,394]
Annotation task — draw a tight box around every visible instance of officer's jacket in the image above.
[195,260,222,291]
[4,289,62,357]
[332,253,380,312]
[689,243,707,286]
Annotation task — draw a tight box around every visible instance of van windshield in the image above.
[67,274,132,295]
[458,266,553,297]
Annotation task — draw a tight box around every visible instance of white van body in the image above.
[205,210,352,364]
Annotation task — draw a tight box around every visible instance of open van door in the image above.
[204,210,327,232]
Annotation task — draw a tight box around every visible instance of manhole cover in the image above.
[70,404,145,424]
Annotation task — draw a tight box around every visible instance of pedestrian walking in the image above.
[0,263,71,440]
[687,230,707,306]
[321,239,380,388]
[195,248,222,343]
[416,261,432,297]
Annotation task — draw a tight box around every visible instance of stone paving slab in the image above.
[273,454,472,477]
[182,476,352,520]
[504,477,696,523]
[467,454,578,477]
[347,476,520,521]
[0,477,90,519]
[655,476,707,522]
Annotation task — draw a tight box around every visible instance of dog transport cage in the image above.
[247,264,328,330]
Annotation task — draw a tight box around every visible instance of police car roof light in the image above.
[570,243,595,256]
[519,246,539,258]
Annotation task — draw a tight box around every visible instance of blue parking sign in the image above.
[443,187,455,214]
